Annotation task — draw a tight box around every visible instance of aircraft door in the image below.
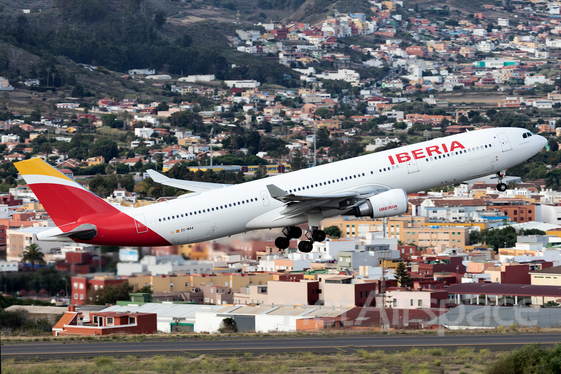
[406,158,419,174]
[260,190,270,206]
[133,214,149,234]
[497,132,513,152]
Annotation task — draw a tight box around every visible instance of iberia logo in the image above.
[388,141,465,164]
[379,205,398,212]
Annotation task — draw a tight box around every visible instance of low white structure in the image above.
[129,69,155,75]
[101,303,224,333]
[223,80,261,88]
[145,75,172,80]
[178,75,215,83]
[194,305,351,333]
[0,260,19,272]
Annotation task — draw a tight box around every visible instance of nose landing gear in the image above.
[496,171,507,192]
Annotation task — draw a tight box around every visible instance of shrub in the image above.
[488,344,561,374]
[218,317,238,333]
[94,356,113,367]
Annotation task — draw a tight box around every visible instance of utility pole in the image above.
[313,120,317,167]
[209,128,214,168]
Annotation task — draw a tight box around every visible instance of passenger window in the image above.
[159,219,161,222]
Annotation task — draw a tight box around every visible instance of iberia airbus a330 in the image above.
[14,127,546,252]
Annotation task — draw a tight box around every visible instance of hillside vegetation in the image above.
[0,0,300,89]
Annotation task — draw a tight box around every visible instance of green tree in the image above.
[324,225,341,239]
[86,281,133,305]
[252,165,268,180]
[548,139,559,152]
[218,317,238,333]
[136,285,153,294]
[314,107,331,119]
[71,84,84,97]
[394,261,412,288]
[290,149,306,171]
[21,243,45,272]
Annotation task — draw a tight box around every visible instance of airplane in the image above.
[14,127,546,253]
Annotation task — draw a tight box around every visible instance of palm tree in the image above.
[22,243,46,272]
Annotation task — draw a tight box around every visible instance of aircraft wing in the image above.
[147,169,229,193]
[266,183,387,218]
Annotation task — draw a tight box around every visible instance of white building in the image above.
[135,127,154,139]
[102,303,224,333]
[223,80,261,88]
[145,75,172,80]
[525,74,548,86]
[128,69,155,75]
[56,103,77,110]
[1,134,19,143]
[546,38,561,48]
[178,75,215,83]
[0,77,14,91]
[6,226,65,262]
[0,260,19,272]
[117,255,214,276]
[315,69,360,84]
[194,305,350,333]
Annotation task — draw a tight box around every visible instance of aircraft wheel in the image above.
[275,237,290,250]
[497,183,507,192]
[288,226,303,239]
[311,230,326,242]
[298,241,313,253]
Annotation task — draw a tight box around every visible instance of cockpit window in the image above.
[523,133,527,139]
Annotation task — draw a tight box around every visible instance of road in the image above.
[2,333,560,360]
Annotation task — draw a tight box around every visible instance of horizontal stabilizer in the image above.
[147,169,228,193]
[37,224,97,242]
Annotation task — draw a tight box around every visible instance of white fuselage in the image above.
[129,127,546,245]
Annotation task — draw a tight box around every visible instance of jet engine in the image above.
[348,188,408,218]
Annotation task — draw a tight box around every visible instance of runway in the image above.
[2,333,560,360]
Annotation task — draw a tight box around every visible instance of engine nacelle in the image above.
[349,188,408,218]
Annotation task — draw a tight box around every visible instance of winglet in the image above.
[146,169,168,183]
[266,184,287,199]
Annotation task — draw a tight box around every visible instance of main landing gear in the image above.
[496,171,507,192]
[274,226,326,253]
[274,226,302,250]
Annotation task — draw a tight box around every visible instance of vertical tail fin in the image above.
[15,158,120,226]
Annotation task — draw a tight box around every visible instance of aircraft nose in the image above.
[537,135,547,149]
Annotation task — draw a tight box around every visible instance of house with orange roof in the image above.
[53,305,157,336]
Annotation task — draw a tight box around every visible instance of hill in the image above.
[0,0,300,93]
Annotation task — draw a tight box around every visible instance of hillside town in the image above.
[3,1,561,338]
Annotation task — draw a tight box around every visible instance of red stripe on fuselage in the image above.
[65,212,170,246]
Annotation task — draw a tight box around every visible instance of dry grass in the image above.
[2,326,560,344]
[1,347,512,374]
